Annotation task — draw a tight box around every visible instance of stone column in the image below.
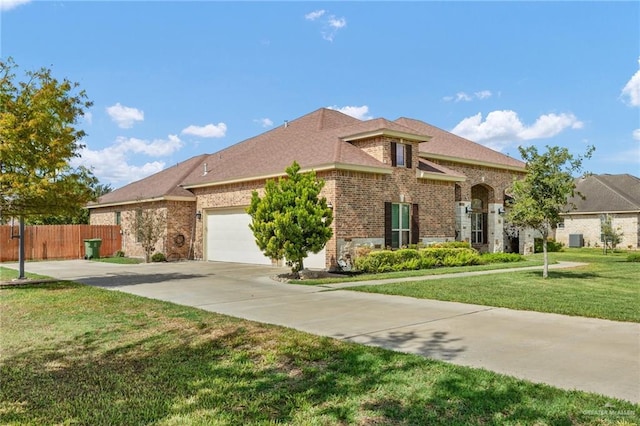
[456,201,472,243]
[488,203,505,253]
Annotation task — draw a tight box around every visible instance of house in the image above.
[555,174,640,249]
[88,108,530,268]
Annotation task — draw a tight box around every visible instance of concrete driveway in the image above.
[5,259,639,403]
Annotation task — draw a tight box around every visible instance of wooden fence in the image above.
[0,225,122,262]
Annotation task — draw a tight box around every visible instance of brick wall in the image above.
[90,200,195,260]
[556,213,639,249]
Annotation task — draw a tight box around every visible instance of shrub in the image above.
[354,246,482,273]
[627,253,640,262]
[114,250,125,258]
[534,238,564,253]
[151,252,166,262]
[428,241,472,249]
[480,253,524,263]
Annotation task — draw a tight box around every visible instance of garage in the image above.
[205,208,326,268]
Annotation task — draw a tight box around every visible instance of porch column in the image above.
[456,201,472,243]
[488,203,504,253]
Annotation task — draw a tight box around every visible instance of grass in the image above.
[1,279,637,425]
[0,266,50,282]
[91,256,143,264]
[348,249,640,323]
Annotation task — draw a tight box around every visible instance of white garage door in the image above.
[205,208,326,268]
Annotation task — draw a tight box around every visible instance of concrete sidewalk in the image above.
[4,259,639,403]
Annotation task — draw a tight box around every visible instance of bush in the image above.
[114,250,125,258]
[151,252,166,262]
[534,238,564,253]
[354,246,482,273]
[428,241,472,249]
[480,253,524,264]
[627,253,640,262]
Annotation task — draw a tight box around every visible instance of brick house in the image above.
[555,174,640,249]
[89,108,530,267]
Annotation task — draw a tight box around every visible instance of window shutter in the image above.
[384,202,392,248]
[483,213,488,244]
[406,143,412,169]
[411,204,419,244]
[390,142,397,167]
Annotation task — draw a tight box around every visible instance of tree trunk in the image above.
[542,230,549,279]
[18,216,26,279]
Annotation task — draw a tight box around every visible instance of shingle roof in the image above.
[566,174,640,213]
[181,108,430,187]
[90,108,524,206]
[395,117,526,170]
[90,154,207,206]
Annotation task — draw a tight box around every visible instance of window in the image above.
[391,142,412,169]
[385,202,419,249]
[115,211,121,225]
[471,213,483,244]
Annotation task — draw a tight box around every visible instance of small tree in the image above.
[1,58,96,278]
[247,161,333,274]
[129,206,167,263]
[600,214,623,254]
[507,145,594,278]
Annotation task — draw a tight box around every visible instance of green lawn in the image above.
[91,256,144,264]
[1,279,637,425]
[348,249,640,322]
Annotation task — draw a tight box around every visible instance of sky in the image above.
[1,1,639,189]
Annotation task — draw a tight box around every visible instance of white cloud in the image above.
[475,90,492,100]
[83,111,93,125]
[0,0,31,11]
[451,110,584,151]
[71,134,182,185]
[118,134,183,157]
[633,129,640,141]
[305,9,346,42]
[305,9,325,21]
[106,103,144,128]
[443,90,492,102]
[254,118,273,128]
[328,16,347,29]
[328,105,372,120]
[621,58,640,107]
[181,123,227,138]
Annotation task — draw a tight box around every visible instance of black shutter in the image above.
[390,142,397,167]
[411,204,419,244]
[406,143,412,169]
[483,213,488,244]
[384,202,392,248]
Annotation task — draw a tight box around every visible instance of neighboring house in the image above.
[555,174,640,249]
[88,108,530,268]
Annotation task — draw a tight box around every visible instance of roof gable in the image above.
[568,174,640,213]
[395,117,526,170]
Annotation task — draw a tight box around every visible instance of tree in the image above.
[129,205,167,263]
[27,182,112,225]
[600,214,623,254]
[247,161,333,274]
[1,58,96,278]
[507,145,594,278]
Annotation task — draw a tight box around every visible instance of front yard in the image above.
[1,271,637,425]
[306,249,640,323]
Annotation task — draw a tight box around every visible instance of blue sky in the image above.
[2,1,639,188]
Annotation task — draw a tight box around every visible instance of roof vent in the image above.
[284,120,289,128]
[203,162,208,175]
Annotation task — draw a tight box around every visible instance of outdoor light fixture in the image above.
[327,202,333,210]
[498,206,506,215]
[465,206,472,214]
[195,211,202,221]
